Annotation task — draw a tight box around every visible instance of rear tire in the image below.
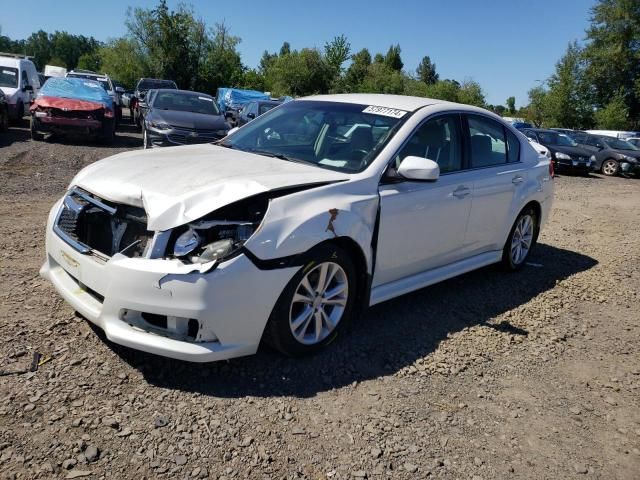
[501,207,539,271]
[263,244,357,357]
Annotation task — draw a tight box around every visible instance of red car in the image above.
[30,77,115,143]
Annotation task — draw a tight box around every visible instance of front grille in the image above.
[51,109,101,120]
[54,188,152,258]
[167,126,223,145]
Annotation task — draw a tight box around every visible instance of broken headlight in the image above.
[173,222,255,264]
[171,195,268,265]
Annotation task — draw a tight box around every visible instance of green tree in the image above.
[344,48,371,92]
[425,80,460,102]
[98,38,146,89]
[594,89,629,128]
[259,50,277,74]
[265,48,332,96]
[279,42,291,56]
[24,30,51,69]
[525,85,548,127]
[77,51,102,72]
[360,63,404,94]
[458,79,486,107]
[384,44,403,71]
[416,55,438,85]
[544,42,593,128]
[242,69,265,91]
[583,0,640,124]
[324,34,351,77]
[198,22,244,92]
[506,96,516,114]
[126,0,210,89]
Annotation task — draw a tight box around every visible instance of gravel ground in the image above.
[0,117,639,480]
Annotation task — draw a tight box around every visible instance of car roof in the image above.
[301,93,452,112]
[527,128,560,133]
[153,89,212,97]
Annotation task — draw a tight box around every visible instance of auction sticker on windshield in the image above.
[362,105,407,118]
[2,70,16,75]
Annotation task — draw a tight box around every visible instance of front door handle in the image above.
[512,175,524,185]
[452,186,471,199]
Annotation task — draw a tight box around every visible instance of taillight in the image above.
[104,109,114,118]
[549,160,555,178]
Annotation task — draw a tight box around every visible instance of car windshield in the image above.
[0,67,18,88]
[604,137,639,151]
[152,92,220,115]
[222,100,407,173]
[139,79,177,91]
[67,74,110,92]
[259,103,278,115]
[537,131,577,146]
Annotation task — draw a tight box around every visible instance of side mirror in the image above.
[23,84,33,92]
[247,113,255,119]
[139,101,148,109]
[397,156,440,181]
[116,86,125,93]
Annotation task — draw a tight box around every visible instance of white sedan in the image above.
[40,94,554,362]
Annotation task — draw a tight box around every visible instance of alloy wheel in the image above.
[289,262,348,345]
[602,159,618,176]
[510,214,534,265]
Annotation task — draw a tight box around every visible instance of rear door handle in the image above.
[452,186,471,198]
[512,175,524,185]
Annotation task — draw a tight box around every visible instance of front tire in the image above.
[502,207,539,271]
[30,117,44,141]
[263,245,357,357]
[601,159,618,176]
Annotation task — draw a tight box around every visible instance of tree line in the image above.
[1,0,637,129]
[520,0,639,130]
[0,1,486,108]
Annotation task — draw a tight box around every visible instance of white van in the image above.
[0,53,41,121]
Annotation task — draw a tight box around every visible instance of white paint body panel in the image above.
[41,94,554,362]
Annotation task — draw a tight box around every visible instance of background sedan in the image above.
[143,89,230,148]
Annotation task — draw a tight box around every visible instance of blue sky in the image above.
[0,0,597,107]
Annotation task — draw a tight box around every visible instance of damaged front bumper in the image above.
[40,203,298,362]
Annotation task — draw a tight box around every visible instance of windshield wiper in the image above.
[245,148,308,164]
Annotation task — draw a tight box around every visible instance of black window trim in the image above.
[463,113,523,172]
[380,111,467,183]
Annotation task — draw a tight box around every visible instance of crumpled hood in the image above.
[70,144,348,231]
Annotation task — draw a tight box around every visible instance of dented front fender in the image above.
[244,179,379,273]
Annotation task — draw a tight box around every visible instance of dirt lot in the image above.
[0,119,639,480]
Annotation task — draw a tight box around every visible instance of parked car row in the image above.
[517,126,640,178]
